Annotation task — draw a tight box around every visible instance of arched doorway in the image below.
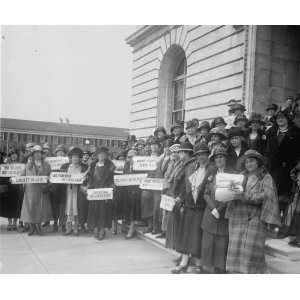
[157,45,187,131]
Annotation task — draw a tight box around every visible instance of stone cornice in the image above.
[126,25,179,50]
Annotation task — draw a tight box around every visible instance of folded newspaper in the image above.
[215,173,244,202]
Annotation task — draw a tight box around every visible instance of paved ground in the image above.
[0,218,175,274]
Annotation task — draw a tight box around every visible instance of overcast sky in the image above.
[1,25,135,128]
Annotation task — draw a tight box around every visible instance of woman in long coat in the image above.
[87,146,115,240]
[226,150,281,273]
[60,147,88,236]
[201,146,231,273]
[20,145,52,236]
[171,142,211,274]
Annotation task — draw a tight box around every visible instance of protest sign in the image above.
[160,194,176,211]
[11,176,48,184]
[215,173,244,202]
[114,173,148,186]
[87,188,113,200]
[140,177,164,191]
[0,164,25,177]
[45,157,69,170]
[112,160,125,174]
[132,156,159,171]
[49,172,85,184]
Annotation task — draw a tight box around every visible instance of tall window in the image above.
[172,57,186,124]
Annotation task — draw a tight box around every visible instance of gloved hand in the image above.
[211,208,220,219]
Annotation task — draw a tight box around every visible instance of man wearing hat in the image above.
[227,99,239,116]
[227,127,248,170]
[230,103,246,117]
[282,96,294,119]
[266,109,300,232]
[170,121,185,144]
[264,103,278,130]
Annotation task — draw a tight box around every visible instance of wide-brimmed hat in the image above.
[55,145,67,154]
[116,150,127,159]
[239,149,266,167]
[234,113,248,125]
[211,117,227,129]
[199,121,211,131]
[228,127,245,139]
[231,103,246,113]
[178,142,194,153]
[248,112,265,125]
[43,143,50,150]
[154,126,167,136]
[186,119,199,130]
[170,121,184,133]
[227,98,238,107]
[31,145,44,154]
[208,127,227,141]
[68,147,83,158]
[266,104,278,112]
[212,146,228,158]
[97,146,109,155]
[25,142,35,150]
[169,144,180,153]
[193,142,210,156]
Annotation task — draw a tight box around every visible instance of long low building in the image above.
[126,25,300,138]
[0,118,129,155]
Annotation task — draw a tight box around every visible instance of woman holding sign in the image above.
[171,142,211,274]
[20,145,52,236]
[226,150,281,273]
[201,146,232,274]
[87,147,115,240]
[61,147,88,236]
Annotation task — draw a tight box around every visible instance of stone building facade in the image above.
[126,25,300,138]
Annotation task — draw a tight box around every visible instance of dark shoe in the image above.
[98,229,106,240]
[143,227,153,234]
[52,224,58,233]
[289,239,300,248]
[12,224,17,231]
[151,230,159,235]
[22,226,29,233]
[42,222,50,228]
[155,232,166,239]
[171,264,189,274]
[7,225,12,231]
[28,225,35,236]
[35,224,44,236]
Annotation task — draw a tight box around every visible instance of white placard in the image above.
[160,194,176,211]
[112,160,125,174]
[140,177,164,191]
[87,188,113,200]
[0,164,25,177]
[49,172,85,184]
[45,157,69,170]
[215,173,244,202]
[114,173,148,186]
[11,176,48,184]
[132,156,159,171]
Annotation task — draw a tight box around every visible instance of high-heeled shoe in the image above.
[125,231,135,239]
[98,229,106,240]
[28,224,35,236]
[171,264,189,274]
[172,255,182,266]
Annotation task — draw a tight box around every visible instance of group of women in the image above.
[1,96,300,274]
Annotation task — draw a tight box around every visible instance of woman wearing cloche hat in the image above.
[20,145,52,236]
[226,150,280,273]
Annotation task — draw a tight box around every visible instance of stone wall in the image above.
[253,26,300,112]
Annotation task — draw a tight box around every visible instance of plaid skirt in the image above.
[226,216,267,274]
